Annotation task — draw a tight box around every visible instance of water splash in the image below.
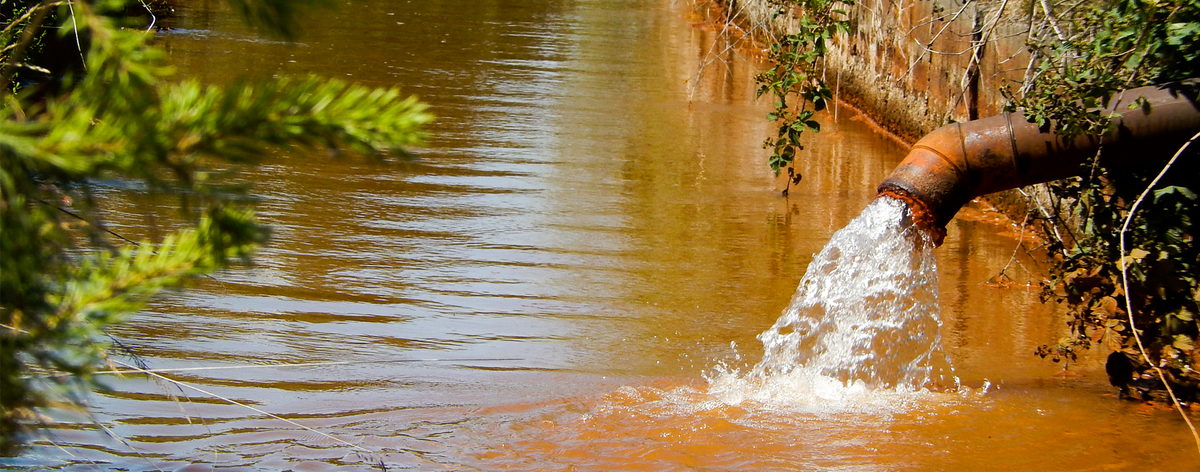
[708,197,954,411]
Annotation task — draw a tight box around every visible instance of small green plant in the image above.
[0,0,431,454]
[754,0,853,196]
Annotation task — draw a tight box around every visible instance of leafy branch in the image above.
[754,0,853,196]
[0,0,431,454]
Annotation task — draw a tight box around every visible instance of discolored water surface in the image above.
[6,0,1198,470]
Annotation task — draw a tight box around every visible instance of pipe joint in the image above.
[876,123,973,232]
[876,82,1200,243]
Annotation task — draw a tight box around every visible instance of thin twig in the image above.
[687,0,757,100]
[25,374,161,471]
[38,199,140,247]
[91,357,525,376]
[88,411,165,472]
[137,0,156,32]
[0,322,28,333]
[1017,187,1068,255]
[897,0,974,83]
[1037,0,1067,42]
[1118,130,1200,459]
[17,357,529,381]
[27,399,108,472]
[67,0,86,71]
[909,39,976,57]
[110,359,377,455]
[994,205,1031,281]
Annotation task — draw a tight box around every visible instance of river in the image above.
[5,0,1197,470]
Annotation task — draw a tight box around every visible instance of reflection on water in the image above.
[5,0,1198,469]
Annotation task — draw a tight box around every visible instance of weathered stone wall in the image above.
[729,0,1031,141]
[725,0,1042,218]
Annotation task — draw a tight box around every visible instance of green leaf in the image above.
[1167,22,1200,46]
[1154,186,1198,202]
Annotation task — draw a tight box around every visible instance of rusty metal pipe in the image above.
[877,83,1200,243]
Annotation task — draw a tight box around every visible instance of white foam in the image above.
[704,197,958,414]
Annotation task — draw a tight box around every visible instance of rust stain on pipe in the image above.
[878,83,1200,243]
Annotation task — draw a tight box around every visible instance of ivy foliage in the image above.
[1004,0,1200,399]
[0,0,431,454]
[754,0,853,196]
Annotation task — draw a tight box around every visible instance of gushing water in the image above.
[708,197,953,410]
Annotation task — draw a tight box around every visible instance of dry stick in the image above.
[994,204,1031,282]
[107,338,207,429]
[909,39,976,57]
[686,0,750,100]
[1017,187,1069,256]
[39,199,139,247]
[37,421,109,472]
[0,322,27,333]
[67,0,86,71]
[44,438,103,471]
[89,412,165,472]
[1037,0,1067,41]
[1118,130,1200,458]
[1016,0,1078,98]
[710,1,759,79]
[110,359,376,455]
[136,0,156,32]
[897,0,974,83]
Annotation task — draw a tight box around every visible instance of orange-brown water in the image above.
[6,0,1198,470]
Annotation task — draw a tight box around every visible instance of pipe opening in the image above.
[877,187,946,247]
